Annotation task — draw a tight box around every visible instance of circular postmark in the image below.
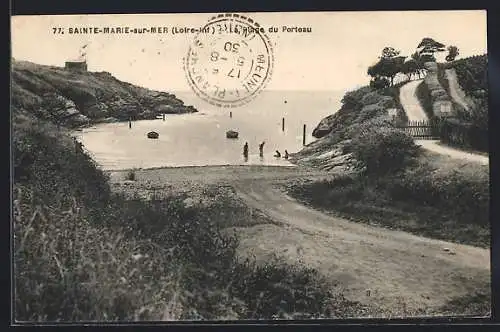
[184,13,274,108]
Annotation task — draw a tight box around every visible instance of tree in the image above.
[380,46,401,59]
[368,49,406,87]
[401,59,419,80]
[445,45,460,62]
[410,51,426,79]
[417,37,446,63]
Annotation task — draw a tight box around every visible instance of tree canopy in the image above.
[446,45,460,62]
[367,38,462,89]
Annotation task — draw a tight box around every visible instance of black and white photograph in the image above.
[11,10,490,322]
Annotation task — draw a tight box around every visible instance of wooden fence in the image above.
[396,119,440,140]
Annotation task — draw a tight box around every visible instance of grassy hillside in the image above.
[11,60,197,128]
[433,55,488,152]
[441,55,488,94]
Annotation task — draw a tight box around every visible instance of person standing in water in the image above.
[259,141,265,157]
[243,142,249,159]
[274,150,281,158]
[284,150,289,159]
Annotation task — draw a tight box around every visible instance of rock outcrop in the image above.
[11,60,198,128]
[293,86,396,171]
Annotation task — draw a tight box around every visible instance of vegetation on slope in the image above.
[11,60,197,128]
[13,111,367,321]
[433,55,488,152]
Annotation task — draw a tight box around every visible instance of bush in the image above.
[12,115,110,209]
[369,77,390,90]
[341,86,373,109]
[452,55,488,93]
[439,117,488,153]
[349,122,420,175]
[13,185,183,321]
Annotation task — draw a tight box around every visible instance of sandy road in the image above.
[445,69,470,111]
[111,165,491,316]
[232,176,490,315]
[399,79,428,121]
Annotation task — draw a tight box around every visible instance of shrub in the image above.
[13,185,184,321]
[438,117,488,153]
[349,123,420,176]
[452,55,488,93]
[369,77,390,90]
[341,86,373,109]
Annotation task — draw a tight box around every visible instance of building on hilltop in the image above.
[65,59,88,72]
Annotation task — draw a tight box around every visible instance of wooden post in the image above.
[129,117,132,129]
[303,124,306,146]
[282,117,285,131]
[162,113,165,121]
[230,111,232,118]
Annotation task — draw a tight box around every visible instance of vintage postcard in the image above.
[11,11,490,322]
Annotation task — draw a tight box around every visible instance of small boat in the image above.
[226,130,239,139]
[147,131,159,139]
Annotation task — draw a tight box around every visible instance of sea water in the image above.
[75,90,343,170]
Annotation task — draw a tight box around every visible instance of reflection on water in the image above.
[75,90,343,170]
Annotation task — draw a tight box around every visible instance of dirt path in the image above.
[399,80,488,165]
[399,79,428,121]
[416,140,489,165]
[111,165,491,316]
[232,176,490,315]
[445,68,470,111]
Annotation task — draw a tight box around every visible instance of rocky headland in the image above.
[11,60,197,128]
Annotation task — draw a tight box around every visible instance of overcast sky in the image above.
[11,10,487,92]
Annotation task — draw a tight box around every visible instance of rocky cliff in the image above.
[11,60,197,127]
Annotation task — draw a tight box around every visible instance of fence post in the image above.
[303,124,306,146]
[282,117,285,131]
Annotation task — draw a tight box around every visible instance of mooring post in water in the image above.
[282,117,285,131]
[303,124,306,146]
[162,113,165,121]
[230,111,232,118]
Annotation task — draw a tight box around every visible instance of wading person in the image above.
[274,150,281,158]
[243,142,249,159]
[284,150,289,159]
[259,141,265,157]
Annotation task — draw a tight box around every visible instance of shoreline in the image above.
[106,163,301,173]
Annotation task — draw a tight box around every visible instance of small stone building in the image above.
[65,60,88,72]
